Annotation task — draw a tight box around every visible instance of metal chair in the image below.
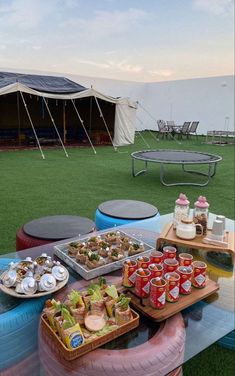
[157,120,170,139]
[174,122,191,139]
[188,121,199,139]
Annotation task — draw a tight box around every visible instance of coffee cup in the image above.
[211,219,224,239]
[216,215,226,233]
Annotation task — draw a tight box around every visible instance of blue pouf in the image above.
[0,258,48,371]
[95,199,160,230]
[217,330,235,351]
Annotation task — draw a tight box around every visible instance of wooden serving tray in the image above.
[124,279,219,322]
[41,309,139,361]
[156,222,234,255]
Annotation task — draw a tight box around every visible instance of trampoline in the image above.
[131,149,222,186]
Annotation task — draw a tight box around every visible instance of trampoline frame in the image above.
[131,149,222,187]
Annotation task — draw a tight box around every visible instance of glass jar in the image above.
[193,196,209,235]
[173,193,190,229]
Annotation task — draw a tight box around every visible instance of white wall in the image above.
[68,73,234,135]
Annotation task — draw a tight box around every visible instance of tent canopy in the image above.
[0,71,86,93]
[0,71,137,147]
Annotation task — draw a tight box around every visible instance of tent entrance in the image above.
[0,93,116,148]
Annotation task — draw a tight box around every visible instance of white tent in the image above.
[0,74,137,157]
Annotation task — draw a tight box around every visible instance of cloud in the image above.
[148,69,174,78]
[76,58,143,74]
[0,0,58,29]
[32,45,42,50]
[61,8,147,37]
[77,59,111,69]
[0,0,80,30]
[192,0,234,15]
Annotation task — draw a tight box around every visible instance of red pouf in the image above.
[16,227,51,252]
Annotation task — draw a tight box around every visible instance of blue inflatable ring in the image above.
[95,209,160,230]
[0,258,47,370]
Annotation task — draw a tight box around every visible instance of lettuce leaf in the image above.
[105,285,118,300]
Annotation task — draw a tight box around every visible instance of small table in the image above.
[131,149,222,186]
[16,215,95,251]
[95,199,159,230]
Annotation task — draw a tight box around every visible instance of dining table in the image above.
[0,212,234,376]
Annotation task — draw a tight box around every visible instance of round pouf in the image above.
[0,258,47,371]
[95,200,160,230]
[16,215,95,251]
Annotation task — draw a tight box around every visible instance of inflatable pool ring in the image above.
[217,330,235,351]
[39,276,185,376]
[0,258,47,371]
[95,208,160,231]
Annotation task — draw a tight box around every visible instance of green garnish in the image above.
[51,299,61,311]
[68,290,84,308]
[133,243,139,250]
[61,307,76,329]
[117,295,131,310]
[99,276,106,287]
[111,250,119,257]
[70,242,79,248]
[89,253,100,261]
[105,285,118,300]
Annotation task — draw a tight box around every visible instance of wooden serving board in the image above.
[156,222,234,255]
[124,279,219,322]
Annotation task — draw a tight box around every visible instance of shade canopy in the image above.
[0,71,86,93]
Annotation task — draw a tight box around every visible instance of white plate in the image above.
[0,268,69,298]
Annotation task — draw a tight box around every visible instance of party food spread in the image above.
[41,277,139,359]
[54,230,154,280]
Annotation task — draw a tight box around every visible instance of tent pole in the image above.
[16,91,21,146]
[42,97,69,157]
[20,91,45,159]
[94,96,117,151]
[63,101,66,144]
[89,96,92,135]
[71,99,96,154]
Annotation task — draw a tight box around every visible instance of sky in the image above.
[0,0,234,82]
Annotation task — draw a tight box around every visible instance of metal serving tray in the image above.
[54,230,154,280]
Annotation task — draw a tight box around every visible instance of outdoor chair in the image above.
[166,120,176,132]
[157,120,171,139]
[188,121,199,139]
[174,122,191,139]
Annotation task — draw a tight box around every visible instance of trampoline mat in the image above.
[132,150,221,163]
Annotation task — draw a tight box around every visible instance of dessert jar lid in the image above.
[175,193,190,206]
[194,196,209,208]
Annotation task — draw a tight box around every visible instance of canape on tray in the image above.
[104,231,122,245]
[127,242,145,256]
[42,278,133,350]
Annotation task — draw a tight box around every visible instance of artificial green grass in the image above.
[183,343,235,376]
[0,133,234,254]
[0,133,234,375]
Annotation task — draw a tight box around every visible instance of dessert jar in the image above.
[173,193,190,229]
[193,196,209,236]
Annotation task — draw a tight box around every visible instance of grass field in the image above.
[0,132,234,375]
